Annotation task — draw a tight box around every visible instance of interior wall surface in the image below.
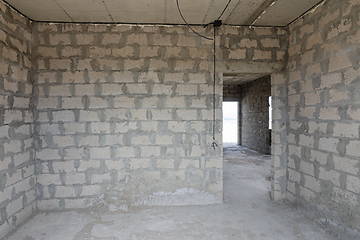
[0,0,289,235]
[32,23,226,210]
[287,0,360,239]
[241,76,271,154]
[31,23,288,211]
[0,2,36,239]
[270,73,288,202]
[223,85,242,101]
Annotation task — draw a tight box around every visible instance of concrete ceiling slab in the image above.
[4,0,323,26]
[110,11,166,24]
[254,0,323,26]
[56,0,106,11]
[4,0,63,21]
[5,0,58,11]
[66,11,113,22]
[34,11,72,22]
[225,0,267,25]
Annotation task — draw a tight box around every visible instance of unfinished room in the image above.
[0,0,359,239]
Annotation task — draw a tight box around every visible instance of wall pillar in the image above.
[270,73,288,201]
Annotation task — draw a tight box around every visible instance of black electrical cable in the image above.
[213,0,232,147]
[176,0,224,149]
[176,0,214,40]
[217,0,232,20]
[210,28,218,150]
[212,28,217,145]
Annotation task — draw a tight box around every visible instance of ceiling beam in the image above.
[244,0,276,26]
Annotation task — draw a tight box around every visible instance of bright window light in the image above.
[223,101,238,143]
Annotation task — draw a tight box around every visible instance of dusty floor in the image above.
[5,144,338,240]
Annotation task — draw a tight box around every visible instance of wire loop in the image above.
[176,0,214,40]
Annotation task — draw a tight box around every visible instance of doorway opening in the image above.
[222,101,238,144]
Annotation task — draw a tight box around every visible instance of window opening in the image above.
[222,101,238,143]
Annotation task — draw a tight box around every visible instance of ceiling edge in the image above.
[2,0,34,22]
[287,0,326,27]
[0,0,290,28]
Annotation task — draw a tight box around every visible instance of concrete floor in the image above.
[5,144,339,240]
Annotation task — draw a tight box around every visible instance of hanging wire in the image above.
[176,0,226,149]
[211,27,218,150]
[213,28,216,140]
[217,0,232,20]
[176,0,214,40]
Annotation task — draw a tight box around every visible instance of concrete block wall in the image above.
[32,23,225,210]
[287,0,360,238]
[1,0,359,238]
[223,85,242,101]
[221,27,288,151]
[0,2,35,239]
[241,76,271,154]
[218,26,288,74]
[30,23,288,211]
[0,1,290,236]
[271,73,288,201]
